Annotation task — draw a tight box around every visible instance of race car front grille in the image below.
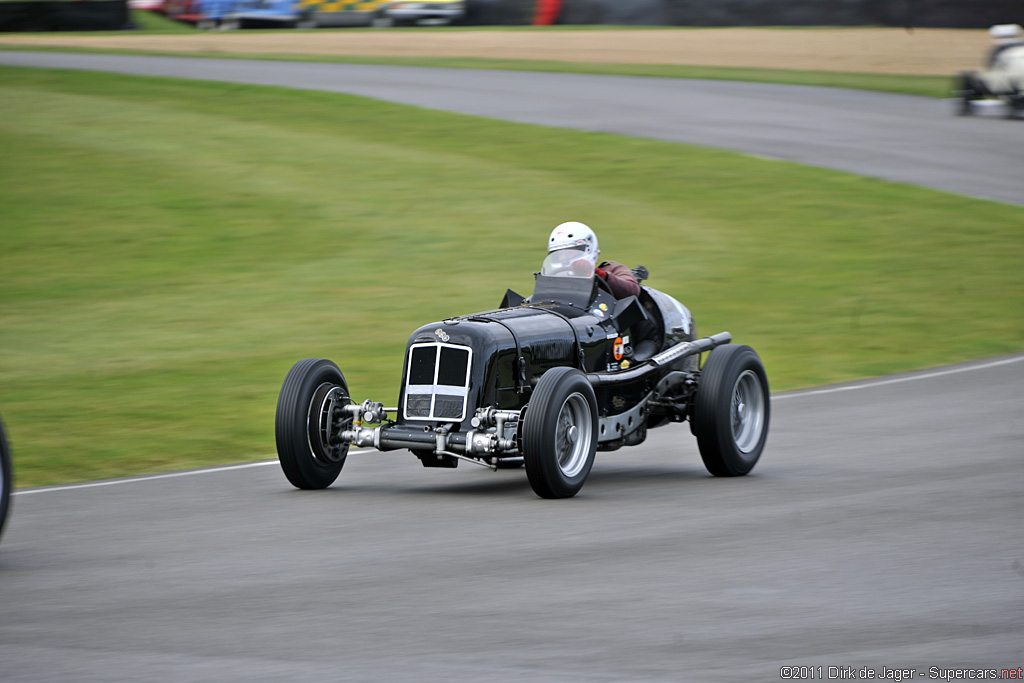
[403,342,472,422]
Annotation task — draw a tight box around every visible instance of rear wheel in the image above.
[693,345,769,477]
[275,358,351,489]
[522,367,598,498]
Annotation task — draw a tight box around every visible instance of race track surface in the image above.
[2,355,1022,680]
[2,51,1023,206]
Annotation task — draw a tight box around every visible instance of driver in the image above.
[986,23,1023,69]
[547,221,640,299]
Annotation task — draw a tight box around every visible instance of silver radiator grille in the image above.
[403,342,472,422]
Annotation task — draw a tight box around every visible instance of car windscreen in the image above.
[541,248,595,279]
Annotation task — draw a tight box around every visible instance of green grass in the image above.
[317,59,948,98]
[1,67,1021,487]
[129,9,200,33]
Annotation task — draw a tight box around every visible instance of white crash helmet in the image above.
[990,24,1022,45]
[547,221,600,263]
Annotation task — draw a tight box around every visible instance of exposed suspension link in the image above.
[342,400,389,424]
[467,407,521,454]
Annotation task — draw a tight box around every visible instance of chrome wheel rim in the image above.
[555,392,593,477]
[731,370,765,454]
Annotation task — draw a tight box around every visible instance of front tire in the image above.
[275,358,351,489]
[0,416,11,542]
[522,367,598,499]
[953,72,978,116]
[693,345,769,477]
[1005,93,1023,120]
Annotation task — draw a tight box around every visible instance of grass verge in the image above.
[1,67,1020,487]
[128,9,200,33]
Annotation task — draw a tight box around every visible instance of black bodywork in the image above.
[370,270,713,464]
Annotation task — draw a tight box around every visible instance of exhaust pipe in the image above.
[586,332,731,386]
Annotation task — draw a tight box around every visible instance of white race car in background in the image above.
[374,1,465,27]
[954,24,1024,118]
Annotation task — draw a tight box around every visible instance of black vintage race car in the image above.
[275,251,770,498]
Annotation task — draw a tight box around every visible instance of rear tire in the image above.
[522,367,598,498]
[275,358,351,489]
[693,345,769,477]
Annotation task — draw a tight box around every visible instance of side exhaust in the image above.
[586,332,731,386]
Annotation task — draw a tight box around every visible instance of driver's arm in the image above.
[596,261,641,299]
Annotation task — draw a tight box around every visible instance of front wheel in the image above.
[692,344,770,477]
[1004,93,1023,120]
[0,416,11,542]
[275,358,351,489]
[522,367,598,499]
[953,72,978,116]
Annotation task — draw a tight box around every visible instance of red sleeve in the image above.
[599,261,640,299]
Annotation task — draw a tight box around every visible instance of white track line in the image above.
[772,354,1024,400]
[12,460,280,496]
[13,354,1023,496]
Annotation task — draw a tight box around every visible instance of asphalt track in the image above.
[2,355,1023,680]
[1,51,1024,205]
[1,53,1022,680]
